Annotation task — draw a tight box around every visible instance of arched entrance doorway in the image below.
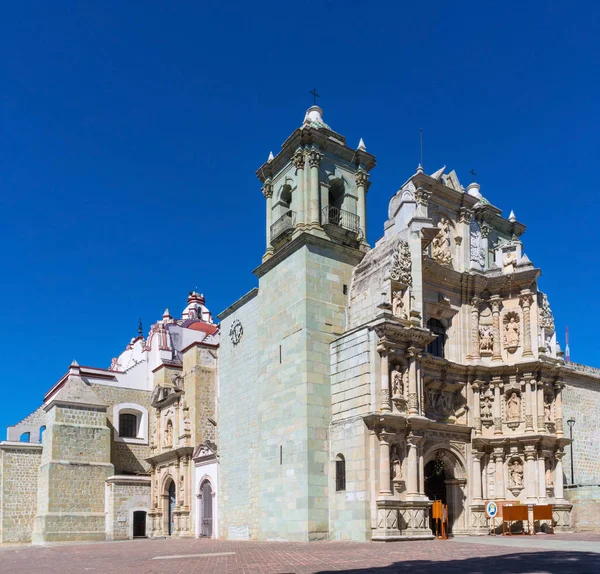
[167,480,176,536]
[199,480,213,537]
[424,448,467,534]
[133,511,147,538]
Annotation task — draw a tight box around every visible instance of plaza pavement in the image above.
[1,533,599,574]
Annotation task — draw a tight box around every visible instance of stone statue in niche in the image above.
[544,394,553,423]
[425,388,437,413]
[502,249,517,273]
[391,367,403,396]
[479,325,494,352]
[391,445,403,480]
[506,392,521,421]
[503,312,520,350]
[439,391,454,414]
[432,217,453,265]
[480,390,493,421]
[179,474,184,500]
[392,290,407,319]
[508,459,524,488]
[390,239,412,286]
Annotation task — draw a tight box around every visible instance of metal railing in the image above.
[322,206,360,234]
[270,210,296,241]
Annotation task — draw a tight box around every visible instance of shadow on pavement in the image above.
[316,550,600,573]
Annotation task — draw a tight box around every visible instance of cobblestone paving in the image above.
[1,534,599,574]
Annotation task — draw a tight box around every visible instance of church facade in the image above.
[0,293,219,543]
[2,105,600,544]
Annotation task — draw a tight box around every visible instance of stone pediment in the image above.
[193,440,217,462]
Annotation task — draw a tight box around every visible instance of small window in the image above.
[119,413,138,438]
[39,426,46,442]
[426,318,446,358]
[20,432,31,443]
[335,454,346,491]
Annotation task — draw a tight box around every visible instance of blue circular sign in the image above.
[486,501,498,518]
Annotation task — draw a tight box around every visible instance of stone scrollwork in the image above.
[390,239,412,286]
[292,149,305,170]
[355,169,369,188]
[308,148,323,168]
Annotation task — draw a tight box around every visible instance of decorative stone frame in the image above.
[113,403,149,445]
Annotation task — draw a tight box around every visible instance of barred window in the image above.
[119,413,138,438]
[335,454,346,491]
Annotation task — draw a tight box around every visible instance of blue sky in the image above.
[1,1,598,433]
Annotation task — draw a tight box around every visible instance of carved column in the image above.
[472,451,483,500]
[494,449,505,499]
[524,374,535,433]
[377,342,391,412]
[492,377,503,434]
[378,430,393,496]
[355,169,368,240]
[537,380,546,432]
[407,347,419,415]
[537,450,547,499]
[470,297,481,359]
[308,149,322,226]
[406,434,420,496]
[520,290,534,357]
[262,181,274,259]
[554,451,565,499]
[472,381,482,436]
[525,445,537,500]
[480,223,492,269]
[554,383,564,436]
[490,296,503,361]
[292,149,306,226]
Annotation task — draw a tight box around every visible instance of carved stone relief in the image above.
[480,388,494,426]
[469,220,485,268]
[432,217,453,266]
[502,248,517,273]
[506,391,521,422]
[538,292,555,330]
[508,458,524,489]
[392,289,407,320]
[390,239,412,286]
[503,311,521,352]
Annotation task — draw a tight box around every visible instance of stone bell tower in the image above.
[257,105,375,261]
[217,105,375,542]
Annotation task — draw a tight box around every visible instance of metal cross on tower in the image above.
[469,169,477,182]
[309,88,320,105]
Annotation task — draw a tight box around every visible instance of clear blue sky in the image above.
[1,1,598,433]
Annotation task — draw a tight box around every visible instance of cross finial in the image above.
[469,168,477,182]
[138,318,143,335]
[309,88,320,105]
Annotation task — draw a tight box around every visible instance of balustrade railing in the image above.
[322,206,360,234]
[270,210,296,241]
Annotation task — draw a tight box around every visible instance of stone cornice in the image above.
[252,230,366,279]
[217,288,259,321]
[146,445,194,466]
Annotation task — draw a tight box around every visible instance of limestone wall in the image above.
[218,290,260,540]
[90,384,152,475]
[562,372,600,486]
[329,328,375,541]
[0,444,42,543]
[105,477,151,540]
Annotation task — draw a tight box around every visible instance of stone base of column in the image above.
[371,499,434,541]
[468,503,488,535]
[552,502,573,533]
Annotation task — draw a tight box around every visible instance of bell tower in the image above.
[218,104,376,542]
[257,105,375,262]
